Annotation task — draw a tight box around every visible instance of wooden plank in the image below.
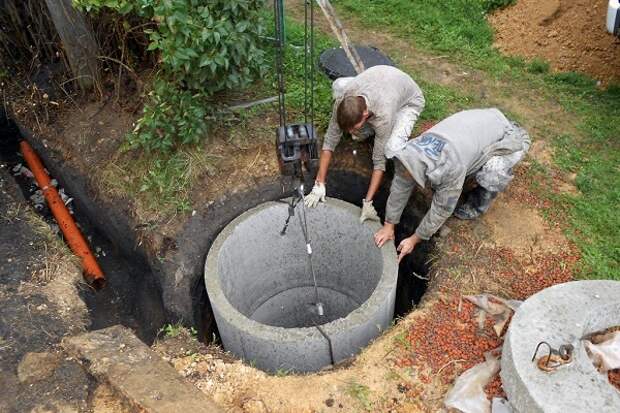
[315,0,365,74]
[44,0,99,91]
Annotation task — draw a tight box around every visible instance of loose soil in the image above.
[490,0,620,84]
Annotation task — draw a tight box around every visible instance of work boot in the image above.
[454,186,498,220]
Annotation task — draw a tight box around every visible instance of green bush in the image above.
[129,79,211,152]
[74,0,267,152]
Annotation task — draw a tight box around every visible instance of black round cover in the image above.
[318,45,395,79]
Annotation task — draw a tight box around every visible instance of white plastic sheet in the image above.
[586,331,620,373]
[444,353,500,413]
[491,398,513,413]
[464,294,521,337]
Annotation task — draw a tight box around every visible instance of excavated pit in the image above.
[6,111,432,369]
[205,198,398,372]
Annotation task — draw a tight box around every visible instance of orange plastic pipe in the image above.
[20,140,106,289]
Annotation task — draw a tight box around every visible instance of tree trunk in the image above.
[44,0,99,91]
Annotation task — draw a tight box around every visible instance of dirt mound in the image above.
[489,0,620,84]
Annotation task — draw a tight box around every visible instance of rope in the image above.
[274,0,322,316]
[297,186,322,314]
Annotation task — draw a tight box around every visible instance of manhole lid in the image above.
[318,46,394,79]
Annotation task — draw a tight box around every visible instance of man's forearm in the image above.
[315,150,333,184]
[365,169,384,201]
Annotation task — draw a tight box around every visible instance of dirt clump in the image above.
[481,195,569,255]
[489,0,620,84]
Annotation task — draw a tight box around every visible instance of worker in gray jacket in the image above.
[304,65,425,222]
[374,108,531,262]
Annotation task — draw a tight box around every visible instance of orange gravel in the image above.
[395,296,503,387]
[485,374,507,399]
[490,247,577,300]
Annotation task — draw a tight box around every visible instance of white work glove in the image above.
[360,199,380,223]
[304,182,326,208]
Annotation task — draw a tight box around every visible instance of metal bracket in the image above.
[531,341,574,372]
[275,123,319,178]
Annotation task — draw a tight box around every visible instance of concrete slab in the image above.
[63,325,222,413]
[501,280,620,413]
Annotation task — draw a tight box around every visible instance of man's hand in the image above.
[397,234,422,263]
[304,182,326,208]
[360,199,380,223]
[374,223,395,247]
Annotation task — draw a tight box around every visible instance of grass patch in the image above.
[553,134,620,279]
[102,147,221,216]
[345,381,372,411]
[337,0,513,75]
[159,323,197,338]
[527,58,550,74]
[269,14,336,127]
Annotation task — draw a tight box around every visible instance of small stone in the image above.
[36,304,48,311]
[325,398,335,407]
[17,352,60,384]
[243,399,267,413]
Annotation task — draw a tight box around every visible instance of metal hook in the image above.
[531,341,553,366]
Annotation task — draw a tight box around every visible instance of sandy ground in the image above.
[489,0,620,84]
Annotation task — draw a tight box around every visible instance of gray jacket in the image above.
[322,65,425,171]
[385,108,531,240]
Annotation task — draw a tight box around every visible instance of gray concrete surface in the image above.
[63,325,223,413]
[204,198,398,372]
[501,280,620,413]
